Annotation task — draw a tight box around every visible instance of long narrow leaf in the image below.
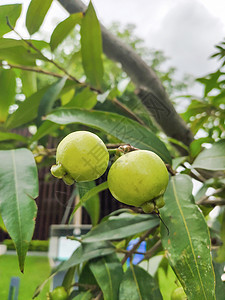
[0,149,38,272]
[160,174,215,299]
[46,108,172,163]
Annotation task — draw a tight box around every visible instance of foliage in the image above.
[0,0,224,299]
[3,239,49,252]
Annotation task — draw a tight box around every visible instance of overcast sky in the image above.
[3,0,225,80]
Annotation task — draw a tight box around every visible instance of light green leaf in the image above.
[65,87,97,109]
[160,174,215,300]
[6,86,49,130]
[0,148,38,272]
[0,213,7,232]
[69,181,108,223]
[0,4,22,37]
[81,1,104,89]
[0,132,27,143]
[82,213,159,243]
[119,264,162,300]
[26,0,53,35]
[50,13,83,51]
[213,262,225,300]
[21,70,37,97]
[77,181,100,226]
[46,108,172,164]
[0,68,16,123]
[89,253,123,300]
[30,120,59,143]
[192,140,225,170]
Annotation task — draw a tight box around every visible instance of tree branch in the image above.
[58,0,194,150]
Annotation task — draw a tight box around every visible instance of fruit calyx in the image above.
[141,195,165,213]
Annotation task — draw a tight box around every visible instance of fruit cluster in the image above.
[51,131,169,212]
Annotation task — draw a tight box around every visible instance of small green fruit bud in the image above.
[155,196,165,209]
[141,201,155,213]
[51,164,66,178]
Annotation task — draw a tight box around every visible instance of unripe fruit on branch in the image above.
[49,286,68,300]
[107,150,169,212]
[51,131,109,184]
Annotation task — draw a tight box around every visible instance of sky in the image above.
[3,0,225,81]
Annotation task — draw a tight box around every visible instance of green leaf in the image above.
[0,213,7,232]
[69,181,108,223]
[21,70,37,97]
[0,4,22,37]
[0,38,48,66]
[55,241,115,273]
[89,253,123,300]
[37,76,68,123]
[26,0,53,35]
[119,264,163,300]
[30,121,59,143]
[0,132,27,143]
[46,108,172,164]
[77,181,100,226]
[82,213,159,243]
[192,140,225,170]
[0,68,16,123]
[6,86,49,130]
[215,211,225,263]
[190,137,214,158]
[62,266,76,291]
[50,13,83,51]
[65,87,97,109]
[81,1,104,89]
[213,262,225,300]
[0,148,38,272]
[70,291,92,300]
[160,174,215,300]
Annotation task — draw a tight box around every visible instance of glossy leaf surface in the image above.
[119,264,162,300]
[82,213,159,243]
[160,174,215,299]
[47,108,171,163]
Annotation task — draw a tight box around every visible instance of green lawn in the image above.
[0,255,51,300]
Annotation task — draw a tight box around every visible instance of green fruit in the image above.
[49,286,68,300]
[171,287,187,300]
[52,131,109,182]
[107,150,169,210]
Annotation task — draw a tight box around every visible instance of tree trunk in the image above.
[58,0,194,148]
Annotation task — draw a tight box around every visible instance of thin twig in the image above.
[6,19,147,126]
[93,291,103,300]
[139,239,162,263]
[121,228,154,265]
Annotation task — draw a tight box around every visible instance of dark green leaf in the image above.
[213,262,225,300]
[192,140,225,170]
[0,148,38,272]
[55,241,115,273]
[77,181,100,226]
[0,68,16,123]
[89,253,123,300]
[82,213,159,243]
[70,291,92,300]
[46,108,172,163]
[0,132,27,143]
[50,13,83,51]
[81,2,104,89]
[6,86,49,130]
[26,0,53,35]
[37,76,67,123]
[119,264,162,300]
[62,266,76,291]
[160,174,215,300]
[0,4,22,36]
